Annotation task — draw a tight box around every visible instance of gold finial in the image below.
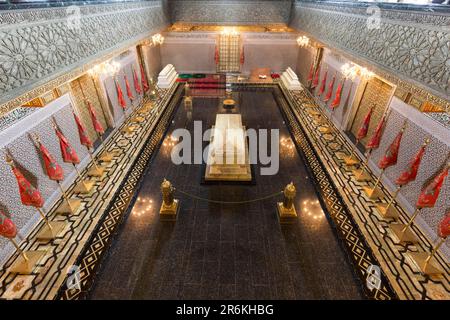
[4,151,14,167]
[424,136,431,146]
[29,132,41,145]
[401,120,408,132]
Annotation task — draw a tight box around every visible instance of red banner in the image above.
[0,211,17,239]
[318,70,327,96]
[55,128,80,164]
[438,211,450,239]
[311,65,320,89]
[240,46,245,65]
[330,81,343,109]
[366,113,387,150]
[133,68,142,95]
[115,79,127,109]
[140,63,149,92]
[73,112,93,149]
[416,166,448,209]
[10,162,44,208]
[124,74,134,101]
[39,143,64,181]
[324,74,335,102]
[357,108,373,140]
[378,129,404,169]
[87,100,105,134]
[395,144,426,186]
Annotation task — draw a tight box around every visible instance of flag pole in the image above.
[9,238,29,262]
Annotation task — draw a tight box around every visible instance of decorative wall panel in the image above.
[0,95,89,263]
[170,0,293,24]
[290,2,450,102]
[0,0,169,111]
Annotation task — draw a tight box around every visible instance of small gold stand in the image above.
[86,149,106,178]
[363,169,385,200]
[376,203,399,219]
[351,149,373,181]
[9,238,46,274]
[307,109,320,116]
[277,182,298,224]
[376,186,401,219]
[390,208,421,244]
[56,199,82,215]
[55,182,81,215]
[139,102,153,114]
[318,126,332,134]
[323,134,335,142]
[343,155,359,167]
[73,180,95,194]
[97,135,117,164]
[72,164,95,194]
[35,208,66,240]
[121,124,137,135]
[99,151,114,163]
[36,221,66,240]
[131,115,145,123]
[352,168,371,181]
[159,179,179,221]
[409,238,445,275]
[363,186,382,200]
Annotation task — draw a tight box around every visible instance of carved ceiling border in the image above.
[0,1,169,109]
[290,3,450,107]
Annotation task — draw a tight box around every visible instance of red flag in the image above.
[140,63,149,92]
[395,144,426,186]
[438,212,450,239]
[124,74,134,101]
[0,211,17,239]
[324,74,335,102]
[330,81,343,109]
[307,62,314,82]
[214,45,219,65]
[9,161,44,208]
[240,46,245,65]
[55,128,80,164]
[311,65,320,89]
[366,114,387,150]
[115,79,127,109]
[87,100,104,134]
[318,70,327,96]
[133,68,142,95]
[378,129,404,169]
[416,166,448,208]
[39,143,64,181]
[357,108,373,140]
[73,112,93,149]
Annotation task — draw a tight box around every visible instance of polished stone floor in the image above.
[90,89,365,299]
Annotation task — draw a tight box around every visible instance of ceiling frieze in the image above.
[290,2,450,103]
[0,0,169,110]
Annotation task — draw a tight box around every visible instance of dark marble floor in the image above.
[89,89,365,300]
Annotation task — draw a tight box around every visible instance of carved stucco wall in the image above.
[170,0,293,24]
[289,2,450,103]
[0,0,170,110]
